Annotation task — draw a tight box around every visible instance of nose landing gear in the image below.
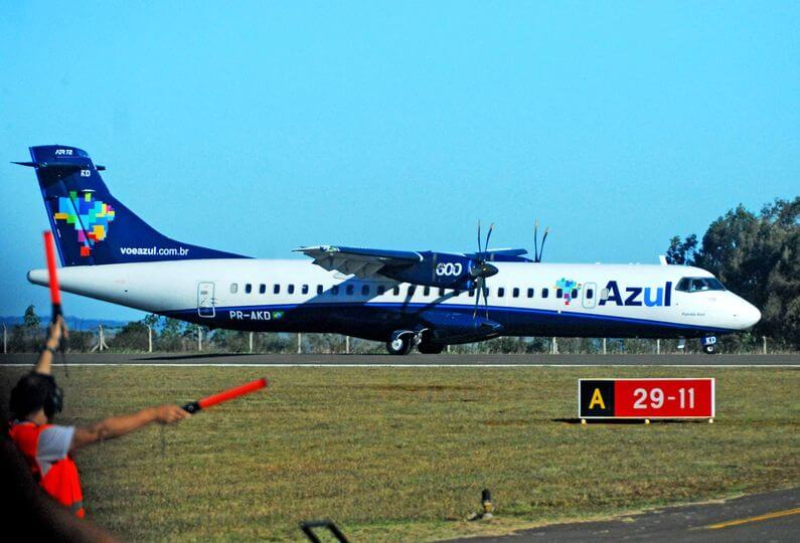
[702,336,718,355]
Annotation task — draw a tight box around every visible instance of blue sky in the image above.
[1,2,798,321]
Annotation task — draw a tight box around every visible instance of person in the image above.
[8,317,190,518]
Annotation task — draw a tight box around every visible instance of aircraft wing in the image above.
[294,246,422,278]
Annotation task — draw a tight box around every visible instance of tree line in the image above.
[667,197,799,349]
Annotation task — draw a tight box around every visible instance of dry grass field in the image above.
[2,365,798,541]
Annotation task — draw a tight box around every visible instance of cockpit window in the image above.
[676,277,726,293]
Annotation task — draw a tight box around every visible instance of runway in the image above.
[454,486,800,542]
[1,353,798,367]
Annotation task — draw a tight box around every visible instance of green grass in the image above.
[2,366,798,541]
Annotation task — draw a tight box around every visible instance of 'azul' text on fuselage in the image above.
[599,281,672,307]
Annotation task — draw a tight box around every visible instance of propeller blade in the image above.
[538,227,550,262]
[472,277,482,318]
[534,220,539,263]
[484,223,494,257]
[483,282,489,319]
[477,220,482,254]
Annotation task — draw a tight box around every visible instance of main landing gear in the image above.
[386,331,446,355]
[386,336,413,356]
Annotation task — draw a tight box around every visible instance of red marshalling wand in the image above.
[43,231,62,323]
[182,378,268,414]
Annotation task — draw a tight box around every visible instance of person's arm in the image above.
[33,316,67,375]
[70,405,189,453]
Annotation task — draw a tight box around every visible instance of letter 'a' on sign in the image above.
[589,388,606,410]
[579,380,615,417]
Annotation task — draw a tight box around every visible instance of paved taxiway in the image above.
[456,486,800,542]
[1,353,798,366]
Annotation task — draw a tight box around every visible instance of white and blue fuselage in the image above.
[28,258,760,343]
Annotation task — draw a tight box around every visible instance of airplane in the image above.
[19,145,761,355]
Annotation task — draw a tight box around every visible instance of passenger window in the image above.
[346,285,354,295]
[259,284,266,294]
[513,288,519,298]
[498,287,505,298]
[423,286,430,296]
[587,289,594,300]
[302,284,309,295]
[408,286,416,297]
[245,283,252,294]
[556,288,563,298]
[571,289,578,299]
[469,288,476,297]
[377,285,385,295]
[393,286,400,296]
[527,288,534,298]
[439,287,445,297]
[288,284,295,294]
[317,285,323,295]
[332,285,339,295]
[542,288,549,298]
[362,285,370,296]
[273,284,280,295]
[230,283,238,294]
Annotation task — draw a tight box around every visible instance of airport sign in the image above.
[579,378,715,420]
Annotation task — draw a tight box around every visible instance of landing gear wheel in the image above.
[386,336,413,355]
[703,344,718,355]
[417,343,445,354]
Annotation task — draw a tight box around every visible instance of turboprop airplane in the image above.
[19,145,761,355]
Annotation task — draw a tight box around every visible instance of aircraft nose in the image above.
[738,300,761,329]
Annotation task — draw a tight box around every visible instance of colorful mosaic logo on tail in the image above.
[555,277,582,305]
[53,191,116,257]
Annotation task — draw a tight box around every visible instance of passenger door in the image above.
[197,282,215,318]
[582,282,597,309]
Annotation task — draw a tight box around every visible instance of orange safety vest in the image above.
[9,421,85,518]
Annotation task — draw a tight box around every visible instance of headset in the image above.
[9,373,64,420]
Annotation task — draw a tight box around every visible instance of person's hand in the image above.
[47,316,68,349]
[153,405,191,425]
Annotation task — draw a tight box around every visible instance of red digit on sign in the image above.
[615,379,714,418]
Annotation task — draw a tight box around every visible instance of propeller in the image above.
[471,221,499,319]
[533,220,551,263]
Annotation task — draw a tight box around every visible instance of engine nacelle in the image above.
[382,250,529,290]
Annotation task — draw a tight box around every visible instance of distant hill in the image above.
[0,316,129,331]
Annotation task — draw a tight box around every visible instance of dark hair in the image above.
[9,373,63,420]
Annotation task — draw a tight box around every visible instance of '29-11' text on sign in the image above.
[579,378,715,420]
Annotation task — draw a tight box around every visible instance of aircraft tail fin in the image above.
[19,145,247,266]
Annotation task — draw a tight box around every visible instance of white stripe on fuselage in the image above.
[27,260,757,333]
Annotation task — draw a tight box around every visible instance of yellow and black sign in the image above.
[579,379,615,417]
